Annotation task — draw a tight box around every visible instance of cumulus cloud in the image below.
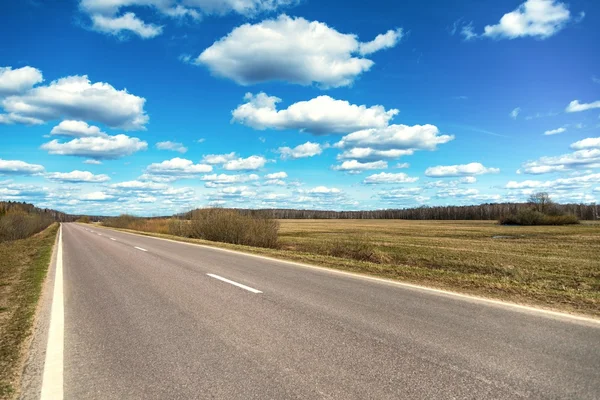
[90,12,163,39]
[232,93,398,134]
[377,187,426,203]
[278,142,323,159]
[332,160,387,174]
[83,159,102,165]
[156,141,188,153]
[110,180,168,191]
[41,134,148,159]
[45,170,111,183]
[506,173,600,191]
[520,149,600,174]
[544,127,566,135]
[51,120,108,137]
[571,137,600,150]
[303,186,341,196]
[0,66,43,96]
[335,124,454,154]
[80,191,115,201]
[223,155,266,171]
[362,172,419,185]
[425,163,500,177]
[264,172,287,179]
[0,159,45,175]
[146,157,212,176]
[565,100,600,113]
[483,0,575,40]
[201,152,237,164]
[358,28,404,55]
[200,173,259,187]
[336,148,413,162]
[1,73,148,130]
[80,0,294,39]
[196,15,403,88]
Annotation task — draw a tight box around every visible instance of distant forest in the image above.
[2,200,599,221]
[186,202,600,221]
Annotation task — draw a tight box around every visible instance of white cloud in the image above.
[358,28,404,55]
[232,93,397,134]
[200,173,259,186]
[425,163,500,177]
[510,107,521,119]
[41,134,147,159]
[45,170,111,183]
[196,15,403,88]
[395,162,410,169]
[377,187,425,202]
[0,66,43,96]
[304,186,341,196]
[278,142,323,159]
[336,124,454,153]
[51,120,108,137]
[336,148,413,162]
[544,127,566,135]
[483,0,574,40]
[333,160,387,174]
[0,159,45,175]
[520,149,600,174]
[566,100,600,113]
[461,22,477,40]
[571,137,600,150]
[363,172,419,185]
[264,172,287,179]
[0,113,43,125]
[156,141,188,153]
[110,180,168,191]
[201,152,237,164]
[506,173,600,191]
[79,0,293,38]
[83,159,102,165]
[90,12,163,39]
[207,185,257,201]
[146,157,212,176]
[223,155,266,171]
[80,191,115,201]
[1,73,148,130]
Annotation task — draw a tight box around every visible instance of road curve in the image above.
[23,223,600,399]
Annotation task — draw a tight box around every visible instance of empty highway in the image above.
[22,223,600,399]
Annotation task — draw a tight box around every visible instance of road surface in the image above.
[22,223,600,399]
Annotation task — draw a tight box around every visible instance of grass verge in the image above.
[0,224,58,399]
[93,219,600,318]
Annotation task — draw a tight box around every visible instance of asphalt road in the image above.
[22,223,600,399]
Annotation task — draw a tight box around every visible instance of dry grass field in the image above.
[105,218,600,317]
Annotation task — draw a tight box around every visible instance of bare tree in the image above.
[528,192,553,213]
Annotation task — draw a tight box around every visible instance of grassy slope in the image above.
[0,224,58,399]
[97,219,600,318]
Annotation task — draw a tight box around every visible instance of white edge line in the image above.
[134,246,147,252]
[110,238,116,241]
[86,224,600,325]
[207,273,262,294]
[41,224,64,400]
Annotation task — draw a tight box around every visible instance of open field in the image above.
[0,224,58,399]
[101,219,600,317]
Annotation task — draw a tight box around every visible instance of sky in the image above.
[1,0,599,216]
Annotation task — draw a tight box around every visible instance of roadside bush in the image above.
[188,208,279,248]
[0,210,54,242]
[102,215,171,234]
[168,219,191,237]
[77,216,90,223]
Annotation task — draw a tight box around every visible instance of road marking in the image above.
[90,225,599,325]
[134,246,147,252]
[110,238,116,241]
[207,273,262,294]
[41,225,64,400]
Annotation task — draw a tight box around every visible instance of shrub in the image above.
[0,210,54,242]
[187,208,279,248]
[327,235,387,263]
[77,216,90,223]
[499,208,579,226]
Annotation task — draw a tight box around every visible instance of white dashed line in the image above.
[134,246,147,252]
[207,273,262,294]
[110,238,116,241]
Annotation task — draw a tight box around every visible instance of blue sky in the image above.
[1,0,599,216]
